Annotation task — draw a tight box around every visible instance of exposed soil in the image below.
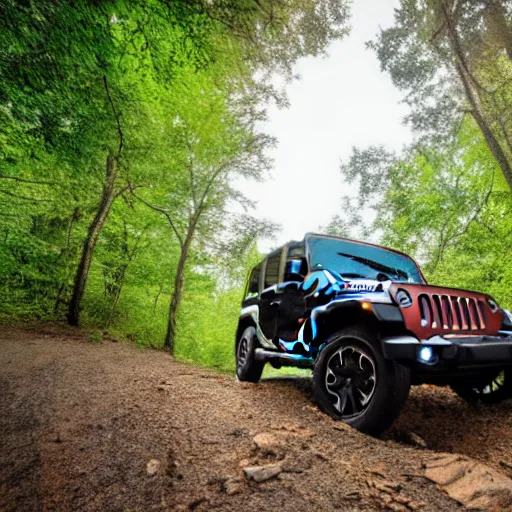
[1,324,512,512]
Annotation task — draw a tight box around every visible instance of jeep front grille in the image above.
[389,284,502,339]
[418,294,486,331]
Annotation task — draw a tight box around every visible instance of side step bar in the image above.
[254,348,314,369]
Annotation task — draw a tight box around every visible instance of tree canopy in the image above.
[369,0,512,187]
[0,0,350,364]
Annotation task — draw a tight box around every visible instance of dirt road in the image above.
[2,325,512,511]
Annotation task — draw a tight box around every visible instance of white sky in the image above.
[237,0,412,252]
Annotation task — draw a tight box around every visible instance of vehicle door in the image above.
[259,244,309,342]
[258,250,282,341]
[276,249,308,341]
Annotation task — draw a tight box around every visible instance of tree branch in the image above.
[444,172,495,249]
[131,191,183,247]
[114,184,141,199]
[0,189,52,202]
[103,75,124,158]
[194,161,231,220]
[0,175,57,186]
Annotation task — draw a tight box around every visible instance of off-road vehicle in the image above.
[235,233,512,435]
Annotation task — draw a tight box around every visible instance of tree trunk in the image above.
[441,2,512,189]
[160,162,222,353]
[454,60,512,189]
[67,153,118,326]
[54,207,81,316]
[153,284,163,314]
[484,0,512,61]
[105,266,127,328]
[164,228,194,354]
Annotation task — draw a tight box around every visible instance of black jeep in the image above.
[235,233,512,435]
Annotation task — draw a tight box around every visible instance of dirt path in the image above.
[1,325,512,512]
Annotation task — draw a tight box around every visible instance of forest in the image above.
[1,0,511,373]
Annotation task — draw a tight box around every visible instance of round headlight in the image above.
[487,298,499,313]
[396,289,413,308]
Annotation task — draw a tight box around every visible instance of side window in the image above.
[264,254,280,288]
[247,264,261,294]
[288,246,304,258]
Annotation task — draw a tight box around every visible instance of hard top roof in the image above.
[262,233,413,262]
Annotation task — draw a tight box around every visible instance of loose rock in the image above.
[243,464,282,483]
[223,478,243,495]
[146,459,160,476]
[402,431,428,449]
[425,453,512,510]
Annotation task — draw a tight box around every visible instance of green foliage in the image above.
[0,0,349,371]
[336,119,512,309]
[193,0,350,77]
[369,0,512,186]
[88,330,103,344]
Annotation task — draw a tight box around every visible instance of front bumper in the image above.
[382,333,512,367]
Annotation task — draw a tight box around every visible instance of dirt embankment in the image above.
[1,325,512,512]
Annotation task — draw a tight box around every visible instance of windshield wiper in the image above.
[337,252,409,281]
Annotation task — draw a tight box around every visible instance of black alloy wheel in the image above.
[313,326,411,436]
[325,345,377,418]
[451,369,512,404]
[235,326,264,383]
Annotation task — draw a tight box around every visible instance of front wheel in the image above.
[451,369,512,404]
[236,326,264,383]
[313,327,411,436]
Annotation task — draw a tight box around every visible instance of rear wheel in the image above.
[451,369,512,404]
[236,326,264,383]
[313,326,410,436]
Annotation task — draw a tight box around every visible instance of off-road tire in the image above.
[313,326,411,436]
[451,369,512,404]
[236,326,264,383]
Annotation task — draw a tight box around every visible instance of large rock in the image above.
[243,464,282,483]
[425,454,512,510]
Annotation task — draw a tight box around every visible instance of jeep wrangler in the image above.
[234,233,512,435]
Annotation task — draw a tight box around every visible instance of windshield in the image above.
[307,236,424,284]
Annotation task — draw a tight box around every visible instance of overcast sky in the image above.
[237,0,412,252]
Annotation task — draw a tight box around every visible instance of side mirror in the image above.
[286,259,303,276]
